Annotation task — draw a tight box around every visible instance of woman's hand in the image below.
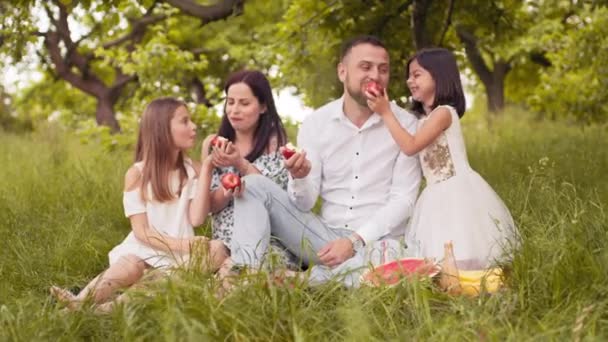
[219,178,246,198]
[211,141,241,168]
[212,141,254,175]
[365,86,391,116]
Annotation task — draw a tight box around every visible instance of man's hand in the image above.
[317,238,354,267]
[282,148,311,179]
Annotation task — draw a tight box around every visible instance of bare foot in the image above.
[215,258,238,298]
[50,286,81,310]
[269,269,304,288]
[94,301,114,314]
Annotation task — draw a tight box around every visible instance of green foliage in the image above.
[1,0,292,135]
[1,113,607,340]
[12,75,97,128]
[275,0,425,108]
[528,6,608,123]
[0,86,32,133]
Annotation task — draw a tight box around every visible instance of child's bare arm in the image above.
[366,90,451,156]
[130,214,206,254]
[382,107,451,156]
[188,158,214,227]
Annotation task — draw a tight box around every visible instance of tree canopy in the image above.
[1,0,607,139]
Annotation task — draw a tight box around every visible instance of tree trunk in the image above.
[456,26,510,113]
[96,95,120,132]
[411,0,433,49]
[483,61,509,113]
[486,71,505,113]
[191,77,213,107]
[39,0,243,133]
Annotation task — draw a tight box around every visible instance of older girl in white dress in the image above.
[366,48,518,269]
[50,97,227,309]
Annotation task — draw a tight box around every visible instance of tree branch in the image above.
[437,0,455,46]
[42,2,58,29]
[103,2,165,50]
[456,25,492,86]
[112,69,137,91]
[530,51,551,67]
[372,0,413,37]
[411,0,433,49]
[43,31,105,97]
[164,0,245,23]
[51,1,94,77]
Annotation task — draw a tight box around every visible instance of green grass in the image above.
[1,112,607,341]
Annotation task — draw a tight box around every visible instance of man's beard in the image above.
[345,83,369,108]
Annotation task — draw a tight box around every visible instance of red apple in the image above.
[220,173,241,191]
[282,142,301,159]
[365,81,384,97]
[210,135,228,148]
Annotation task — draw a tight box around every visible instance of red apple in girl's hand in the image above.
[365,81,384,97]
[282,142,301,159]
[220,173,241,191]
[210,135,228,148]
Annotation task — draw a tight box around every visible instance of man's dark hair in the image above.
[340,35,388,61]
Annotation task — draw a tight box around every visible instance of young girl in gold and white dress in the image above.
[366,48,518,269]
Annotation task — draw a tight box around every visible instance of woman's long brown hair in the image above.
[134,97,189,202]
[217,70,287,161]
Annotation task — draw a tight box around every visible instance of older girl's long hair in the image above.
[217,70,287,161]
[134,97,188,202]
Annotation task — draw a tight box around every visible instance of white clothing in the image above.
[108,160,198,268]
[287,97,422,243]
[406,105,517,269]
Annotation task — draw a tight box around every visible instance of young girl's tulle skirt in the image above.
[406,169,518,269]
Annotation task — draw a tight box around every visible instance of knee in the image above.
[118,255,146,278]
[242,174,269,191]
[208,240,229,270]
[242,174,280,199]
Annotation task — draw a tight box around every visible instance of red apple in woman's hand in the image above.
[365,81,384,97]
[210,135,228,148]
[220,173,241,191]
[282,143,301,159]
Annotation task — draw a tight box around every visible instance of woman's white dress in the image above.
[406,105,518,269]
[108,160,198,268]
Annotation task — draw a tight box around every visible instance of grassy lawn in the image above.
[1,113,607,341]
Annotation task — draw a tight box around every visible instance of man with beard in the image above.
[228,35,421,286]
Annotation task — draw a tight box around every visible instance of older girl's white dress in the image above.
[108,160,198,268]
[406,105,517,269]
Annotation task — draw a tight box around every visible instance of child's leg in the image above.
[208,240,229,272]
[76,254,148,303]
[51,254,148,307]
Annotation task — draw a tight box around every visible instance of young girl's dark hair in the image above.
[217,70,287,162]
[406,48,466,118]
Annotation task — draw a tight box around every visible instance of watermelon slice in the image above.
[361,258,440,286]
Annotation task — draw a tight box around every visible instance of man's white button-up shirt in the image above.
[287,97,422,244]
